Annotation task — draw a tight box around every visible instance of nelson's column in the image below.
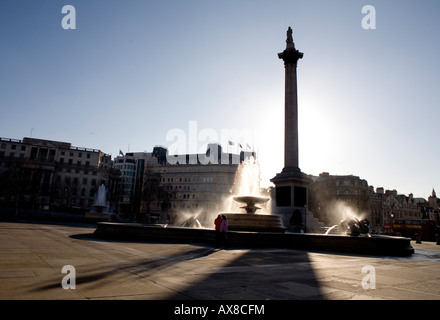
[271,27,314,232]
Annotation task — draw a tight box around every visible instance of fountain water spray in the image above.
[92,184,109,213]
[218,157,285,233]
[226,156,271,214]
[323,201,371,236]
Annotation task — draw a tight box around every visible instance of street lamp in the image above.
[390,212,394,235]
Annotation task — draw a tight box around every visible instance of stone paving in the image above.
[0,220,439,301]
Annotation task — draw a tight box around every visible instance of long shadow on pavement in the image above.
[63,234,325,300]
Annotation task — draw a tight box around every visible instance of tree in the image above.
[0,159,32,209]
[141,167,172,223]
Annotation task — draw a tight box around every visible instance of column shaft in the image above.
[284,63,299,171]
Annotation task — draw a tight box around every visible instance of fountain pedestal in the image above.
[223,213,286,233]
[222,195,286,233]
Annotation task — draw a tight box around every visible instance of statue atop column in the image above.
[286,27,294,49]
[279,26,303,66]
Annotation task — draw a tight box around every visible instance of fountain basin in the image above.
[233,196,270,205]
[84,211,112,222]
[223,213,286,233]
[232,195,270,214]
[93,222,414,257]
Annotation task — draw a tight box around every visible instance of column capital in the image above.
[278,48,304,66]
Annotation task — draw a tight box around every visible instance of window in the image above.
[276,186,291,207]
[294,186,307,207]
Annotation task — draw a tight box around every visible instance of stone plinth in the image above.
[271,170,313,231]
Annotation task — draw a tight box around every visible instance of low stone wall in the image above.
[94,222,414,257]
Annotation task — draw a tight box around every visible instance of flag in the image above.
[228,140,234,146]
[239,143,243,149]
[119,149,124,156]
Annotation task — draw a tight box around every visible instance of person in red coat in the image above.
[214,215,222,246]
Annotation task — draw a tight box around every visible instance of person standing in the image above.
[214,215,222,246]
[219,215,228,247]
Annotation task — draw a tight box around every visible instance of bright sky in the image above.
[1,0,439,199]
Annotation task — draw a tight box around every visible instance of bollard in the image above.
[415,233,421,244]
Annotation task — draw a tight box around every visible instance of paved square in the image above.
[0,220,439,300]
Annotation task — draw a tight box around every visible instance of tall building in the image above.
[0,137,114,212]
[113,151,155,219]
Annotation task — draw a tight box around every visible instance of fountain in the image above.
[84,184,112,221]
[233,195,269,214]
[219,157,286,233]
[93,158,414,256]
[222,196,286,233]
[324,218,371,237]
[92,184,109,213]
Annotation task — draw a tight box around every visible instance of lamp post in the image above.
[390,212,394,235]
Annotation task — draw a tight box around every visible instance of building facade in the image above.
[0,137,114,212]
[427,189,440,222]
[308,172,434,235]
[139,144,256,227]
[113,151,156,219]
[308,172,370,227]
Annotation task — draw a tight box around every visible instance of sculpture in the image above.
[286,27,293,44]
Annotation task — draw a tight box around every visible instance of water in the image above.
[227,156,270,213]
[94,184,107,206]
[230,156,262,197]
[324,225,339,235]
[178,156,271,228]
